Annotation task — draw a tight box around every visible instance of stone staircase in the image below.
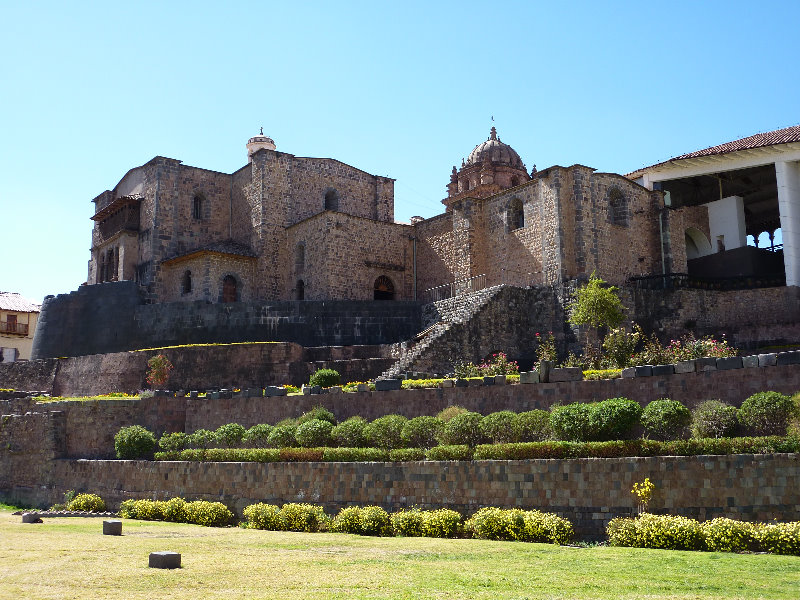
[378,285,506,379]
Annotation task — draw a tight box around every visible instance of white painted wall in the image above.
[706,195,746,252]
[776,160,800,286]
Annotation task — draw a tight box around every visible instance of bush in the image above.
[308,369,341,388]
[389,448,425,461]
[425,445,472,461]
[391,509,424,537]
[158,432,187,453]
[186,428,217,449]
[214,423,246,447]
[641,399,691,440]
[401,416,444,449]
[267,424,298,448]
[549,403,594,442]
[278,447,324,462]
[114,425,157,459]
[162,497,187,522]
[361,506,391,536]
[692,400,739,438]
[118,499,162,520]
[243,503,285,530]
[515,410,552,442]
[331,417,368,447]
[523,510,574,545]
[757,521,800,555]
[183,500,234,527]
[702,518,760,553]
[438,411,485,447]
[322,447,389,462]
[480,411,519,444]
[607,513,705,551]
[738,391,797,436]
[298,405,337,426]
[243,424,273,448]
[589,398,642,441]
[295,418,334,447]
[464,508,574,545]
[436,405,468,422]
[280,503,330,532]
[68,493,105,512]
[331,506,363,534]
[364,415,408,450]
[422,508,463,538]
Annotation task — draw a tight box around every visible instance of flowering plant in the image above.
[145,354,174,387]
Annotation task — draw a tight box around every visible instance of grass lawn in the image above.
[1,509,798,600]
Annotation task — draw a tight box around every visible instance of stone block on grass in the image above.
[374,379,402,391]
[103,520,122,536]
[549,367,583,382]
[149,551,181,569]
[22,513,42,524]
[674,360,696,374]
[716,357,743,370]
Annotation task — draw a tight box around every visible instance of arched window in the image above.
[222,275,238,303]
[608,188,629,226]
[295,243,305,273]
[324,188,339,211]
[296,279,305,301]
[374,275,395,300]
[181,270,192,295]
[193,194,204,220]
[508,198,524,231]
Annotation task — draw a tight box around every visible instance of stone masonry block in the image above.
[482,376,495,386]
[538,360,554,383]
[264,386,287,397]
[520,370,539,384]
[328,386,342,394]
[22,513,42,524]
[716,357,743,370]
[103,520,122,535]
[149,551,181,569]
[356,383,370,392]
[695,358,717,371]
[374,379,402,391]
[549,367,582,382]
[651,365,674,376]
[633,366,653,377]
[620,367,635,379]
[439,379,454,388]
[758,353,777,367]
[494,375,507,385]
[776,351,800,366]
[302,385,321,395]
[741,355,759,369]
[674,360,696,374]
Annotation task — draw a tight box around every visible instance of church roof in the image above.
[161,240,258,265]
[629,124,800,177]
[465,127,525,170]
[0,292,41,313]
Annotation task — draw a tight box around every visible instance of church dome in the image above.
[246,128,276,162]
[465,126,524,169]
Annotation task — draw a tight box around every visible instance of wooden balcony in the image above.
[0,321,29,335]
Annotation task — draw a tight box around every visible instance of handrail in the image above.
[422,273,487,302]
[626,273,786,291]
[0,321,29,335]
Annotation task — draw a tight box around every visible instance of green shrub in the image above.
[162,497,187,522]
[114,425,157,459]
[184,500,234,527]
[214,423,246,447]
[436,405,468,422]
[308,369,341,388]
[549,403,594,441]
[607,513,705,551]
[692,400,739,438]
[401,416,444,449]
[67,493,105,512]
[243,424,273,448]
[438,411,485,447]
[278,447,324,462]
[267,424,298,448]
[589,398,642,441]
[422,508,463,538]
[480,411,519,444]
[364,415,408,450]
[186,428,217,449]
[331,506,364,534]
[641,399,691,440]
[738,392,797,436]
[702,518,760,553]
[119,499,164,520]
[280,503,330,532]
[158,432,187,453]
[389,448,426,461]
[331,416,368,447]
[466,507,524,541]
[523,510,574,545]
[391,509,425,537]
[295,418,334,447]
[298,405,337,426]
[361,505,391,536]
[401,378,445,389]
[515,410,552,442]
[243,503,285,530]
[426,445,472,461]
[757,521,800,555]
[583,368,623,380]
[322,447,389,462]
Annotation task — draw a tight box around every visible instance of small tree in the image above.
[567,272,625,356]
[146,354,174,388]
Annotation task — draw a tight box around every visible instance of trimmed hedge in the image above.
[68,493,106,512]
[114,425,157,459]
[692,400,739,438]
[641,399,691,441]
[738,392,796,436]
[119,497,233,527]
[465,507,574,544]
[550,398,641,442]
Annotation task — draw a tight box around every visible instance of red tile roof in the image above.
[0,292,41,313]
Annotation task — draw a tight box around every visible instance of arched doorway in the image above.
[222,275,238,303]
[685,228,712,259]
[374,275,395,300]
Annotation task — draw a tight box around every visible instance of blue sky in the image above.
[2,1,799,303]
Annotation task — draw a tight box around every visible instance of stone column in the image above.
[776,160,800,286]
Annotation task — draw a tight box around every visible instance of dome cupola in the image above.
[247,127,277,162]
[465,126,525,169]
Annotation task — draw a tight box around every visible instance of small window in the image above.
[324,189,339,211]
[222,275,238,303]
[508,198,524,231]
[295,243,305,273]
[296,279,305,300]
[374,275,395,300]
[193,194,204,220]
[181,270,192,295]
